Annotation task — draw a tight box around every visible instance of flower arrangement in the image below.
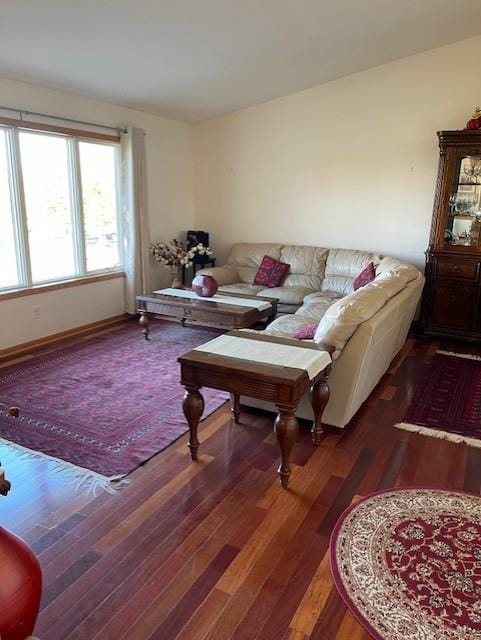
[150,239,212,268]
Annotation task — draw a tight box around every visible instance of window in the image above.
[0,125,122,292]
[0,130,19,289]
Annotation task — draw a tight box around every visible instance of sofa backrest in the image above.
[226,243,419,294]
[376,256,421,285]
[314,271,409,357]
[227,243,282,282]
[321,249,382,295]
[280,245,328,290]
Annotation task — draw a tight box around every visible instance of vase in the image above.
[0,526,42,640]
[170,265,183,289]
[192,274,218,297]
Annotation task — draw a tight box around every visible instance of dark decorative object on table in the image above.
[192,274,218,297]
[183,231,216,286]
[187,230,210,265]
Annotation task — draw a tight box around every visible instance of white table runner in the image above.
[153,288,272,312]
[194,335,331,380]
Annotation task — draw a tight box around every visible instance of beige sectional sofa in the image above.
[198,243,424,429]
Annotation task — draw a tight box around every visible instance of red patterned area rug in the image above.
[396,350,481,448]
[330,488,481,640]
[0,321,228,491]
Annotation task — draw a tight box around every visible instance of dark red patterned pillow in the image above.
[291,323,318,340]
[254,255,290,288]
[353,261,376,291]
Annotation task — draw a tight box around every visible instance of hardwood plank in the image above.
[334,611,371,640]
[464,447,481,493]
[216,444,338,597]
[289,554,333,636]
[309,587,346,639]
[175,588,231,640]
[148,544,239,640]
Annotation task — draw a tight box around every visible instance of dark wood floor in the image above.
[1,329,480,640]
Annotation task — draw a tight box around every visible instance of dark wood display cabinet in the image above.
[422,130,481,341]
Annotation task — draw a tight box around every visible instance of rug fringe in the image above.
[437,350,481,361]
[394,422,481,449]
[0,438,129,494]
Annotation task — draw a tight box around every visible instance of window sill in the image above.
[0,271,125,301]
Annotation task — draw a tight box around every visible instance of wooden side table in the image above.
[178,331,333,488]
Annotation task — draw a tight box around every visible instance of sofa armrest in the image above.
[195,265,240,286]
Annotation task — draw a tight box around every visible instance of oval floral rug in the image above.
[330,488,481,640]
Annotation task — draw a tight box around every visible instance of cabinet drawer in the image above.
[430,282,476,328]
[436,259,479,280]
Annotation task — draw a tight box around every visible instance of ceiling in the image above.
[1,0,481,123]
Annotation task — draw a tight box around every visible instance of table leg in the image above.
[0,467,11,496]
[182,384,204,460]
[139,311,150,340]
[310,375,330,446]
[231,393,240,423]
[274,404,299,488]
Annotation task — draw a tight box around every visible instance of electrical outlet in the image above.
[33,306,40,320]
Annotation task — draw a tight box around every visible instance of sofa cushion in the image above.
[279,245,328,290]
[295,292,342,321]
[278,304,303,315]
[218,283,265,297]
[322,249,381,295]
[353,261,376,290]
[264,314,316,338]
[254,255,290,287]
[257,285,315,305]
[227,243,283,283]
[303,291,343,304]
[314,273,405,357]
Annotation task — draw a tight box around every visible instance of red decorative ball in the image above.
[192,274,218,297]
[0,527,42,640]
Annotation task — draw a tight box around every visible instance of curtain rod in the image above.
[0,105,127,134]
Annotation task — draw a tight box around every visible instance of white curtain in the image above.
[121,126,151,314]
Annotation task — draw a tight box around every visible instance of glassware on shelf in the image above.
[448,193,457,213]
[454,193,478,215]
[461,156,481,184]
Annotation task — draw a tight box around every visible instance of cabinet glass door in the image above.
[444,155,481,248]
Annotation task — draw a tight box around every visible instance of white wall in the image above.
[0,77,194,349]
[194,35,481,268]
[1,278,125,348]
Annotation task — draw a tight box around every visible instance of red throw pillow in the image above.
[254,255,290,288]
[353,262,376,291]
[291,323,318,340]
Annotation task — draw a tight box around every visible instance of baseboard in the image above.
[0,314,131,362]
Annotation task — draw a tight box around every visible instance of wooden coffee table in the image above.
[178,331,333,488]
[136,290,277,338]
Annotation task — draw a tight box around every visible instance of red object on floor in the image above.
[192,274,218,297]
[0,527,42,640]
